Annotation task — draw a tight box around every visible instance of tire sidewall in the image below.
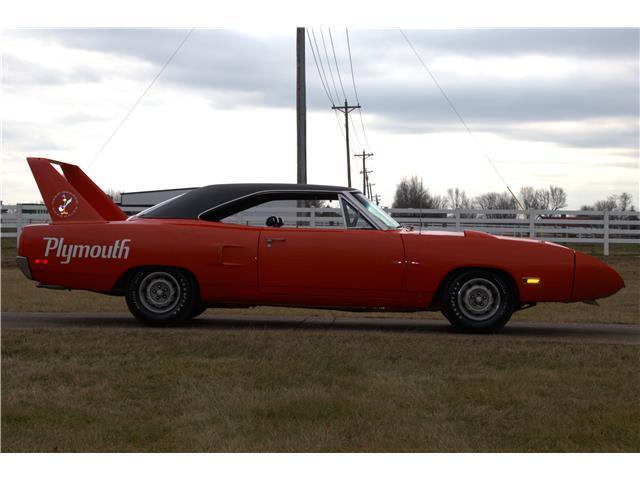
[442,270,515,332]
[126,267,199,326]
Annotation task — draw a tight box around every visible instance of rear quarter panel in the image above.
[401,231,575,307]
[19,220,260,302]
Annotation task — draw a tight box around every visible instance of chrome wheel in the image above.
[138,271,181,314]
[456,277,501,322]
[126,267,200,327]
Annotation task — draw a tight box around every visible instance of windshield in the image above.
[352,193,400,229]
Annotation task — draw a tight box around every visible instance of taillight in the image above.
[34,258,48,265]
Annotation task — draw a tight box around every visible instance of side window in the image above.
[341,199,375,230]
[220,197,346,229]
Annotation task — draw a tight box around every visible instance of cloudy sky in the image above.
[2,28,638,208]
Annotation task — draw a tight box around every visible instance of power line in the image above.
[332,100,361,187]
[319,28,342,103]
[334,110,347,141]
[349,114,364,151]
[307,29,335,105]
[88,28,194,170]
[308,27,359,176]
[308,29,348,145]
[355,150,374,197]
[310,28,336,105]
[328,28,347,102]
[399,28,523,209]
[345,28,372,151]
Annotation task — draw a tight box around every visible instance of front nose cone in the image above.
[572,252,625,302]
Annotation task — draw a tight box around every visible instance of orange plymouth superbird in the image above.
[17,157,624,331]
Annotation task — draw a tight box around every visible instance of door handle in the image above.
[266,238,287,247]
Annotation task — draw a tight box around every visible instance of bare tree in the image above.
[446,187,474,209]
[393,176,446,209]
[104,188,123,203]
[474,191,518,218]
[474,191,517,210]
[305,198,327,208]
[617,192,634,211]
[583,193,636,212]
[519,185,567,210]
[595,198,619,211]
[519,186,543,209]
[582,195,618,211]
[548,185,568,210]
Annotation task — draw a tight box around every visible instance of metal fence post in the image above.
[528,209,535,238]
[604,211,610,256]
[455,209,461,231]
[310,206,316,228]
[16,204,24,240]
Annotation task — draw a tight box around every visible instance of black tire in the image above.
[441,270,516,333]
[192,305,208,318]
[125,267,199,327]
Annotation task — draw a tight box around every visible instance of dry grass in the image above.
[2,242,638,324]
[2,267,126,313]
[2,327,639,452]
[2,239,638,452]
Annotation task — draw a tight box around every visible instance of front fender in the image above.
[400,231,575,306]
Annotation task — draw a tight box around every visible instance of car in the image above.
[16,157,625,332]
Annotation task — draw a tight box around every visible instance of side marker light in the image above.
[522,277,541,285]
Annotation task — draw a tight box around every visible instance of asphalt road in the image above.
[2,312,639,345]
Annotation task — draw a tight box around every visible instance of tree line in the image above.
[392,175,635,212]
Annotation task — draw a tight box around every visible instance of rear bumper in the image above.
[16,256,33,280]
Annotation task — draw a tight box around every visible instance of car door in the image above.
[258,199,405,306]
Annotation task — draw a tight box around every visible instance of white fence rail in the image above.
[388,208,639,255]
[2,204,638,255]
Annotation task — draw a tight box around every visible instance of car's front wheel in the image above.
[125,267,199,326]
[441,270,516,332]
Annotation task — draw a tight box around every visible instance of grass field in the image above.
[2,328,639,452]
[2,239,638,324]
[2,238,639,452]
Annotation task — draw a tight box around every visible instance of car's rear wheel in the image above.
[441,270,516,332]
[125,267,199,326]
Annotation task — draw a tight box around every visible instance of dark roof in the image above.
[140,183,356,220]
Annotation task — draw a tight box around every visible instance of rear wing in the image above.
[26,157,127,223]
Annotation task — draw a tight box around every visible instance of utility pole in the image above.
[332,100,360,187]
[354,150,374,195]
[296,27,307,184]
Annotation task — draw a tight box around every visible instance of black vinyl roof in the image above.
[140,183,356,220]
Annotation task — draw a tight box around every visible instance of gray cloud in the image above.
[3,122,68,151]
[361,80,638,124]
[3,54,103,86]
[13,29,295,107]
[510,124,639,150]
[58,111,110,123]
[5,28,639,152]
[361,28,640,59]
[22,28,639,60]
